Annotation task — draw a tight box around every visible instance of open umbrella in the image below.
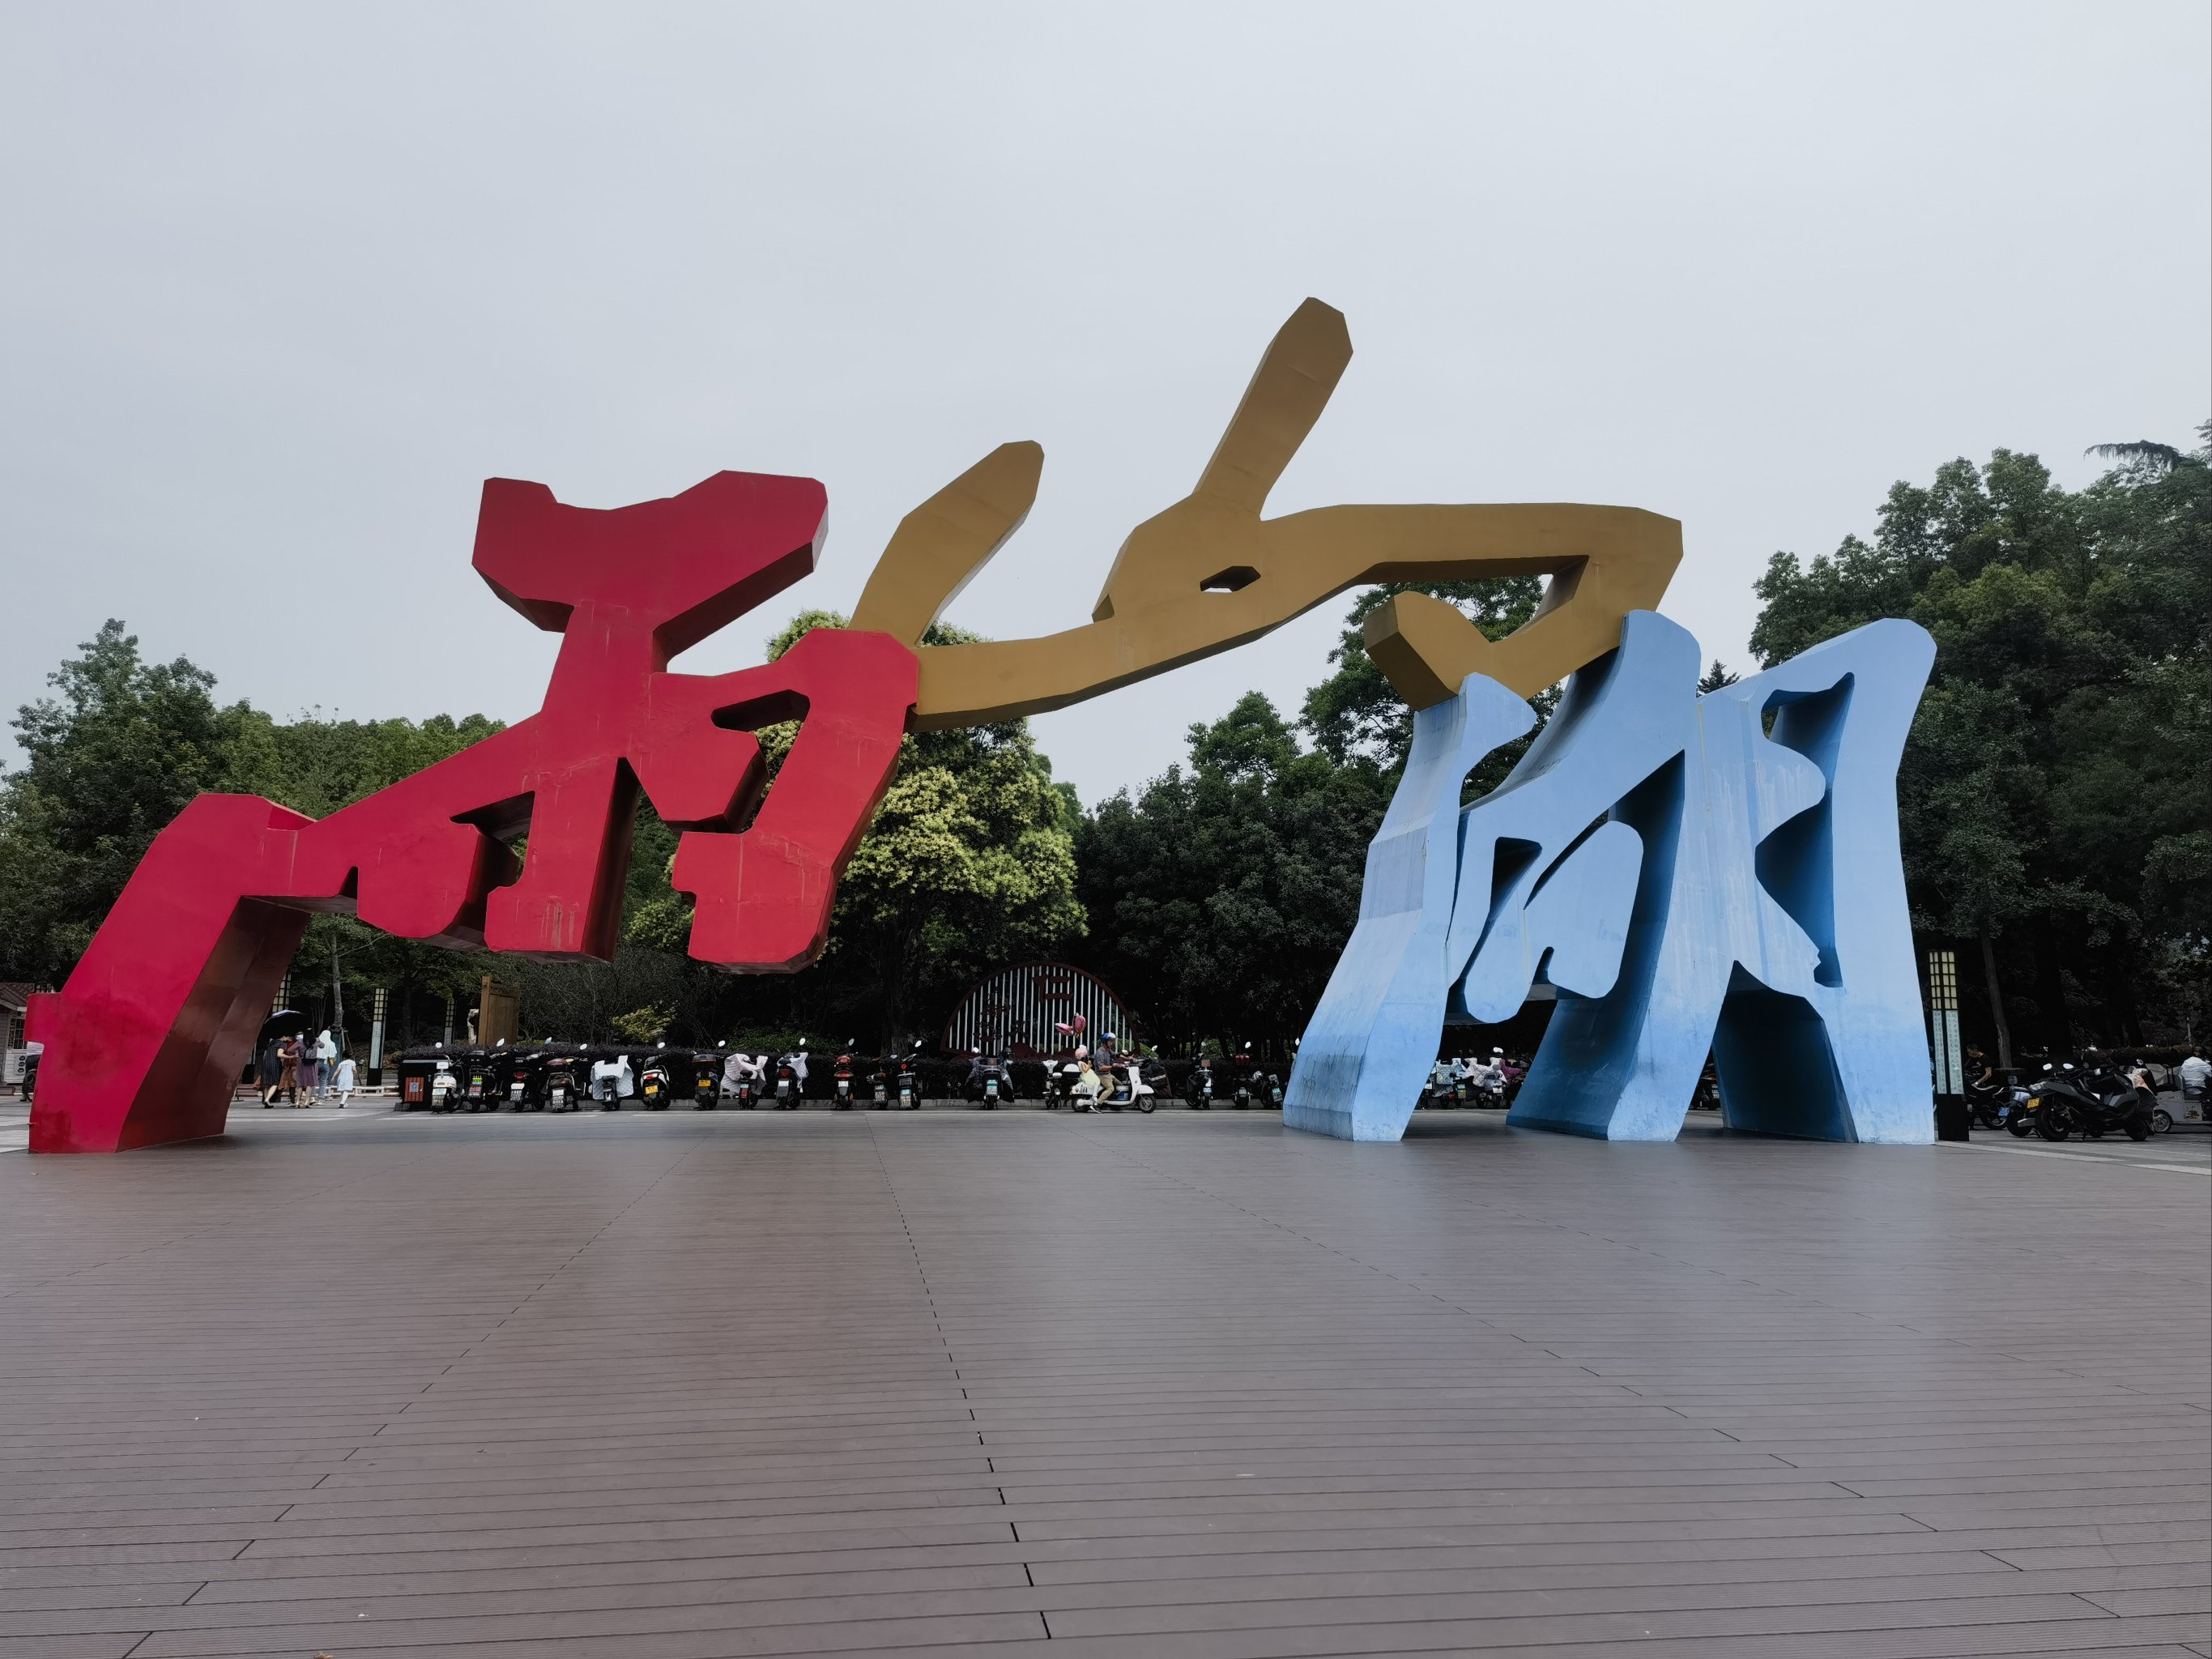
[258,1008,310,1044]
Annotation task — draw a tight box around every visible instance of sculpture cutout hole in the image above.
[1200,565,1260,593]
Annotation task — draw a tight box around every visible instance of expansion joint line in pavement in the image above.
[387,1128,712,1420]
[862,1115,962,1393]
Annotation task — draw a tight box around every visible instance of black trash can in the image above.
[1933,1094,1971,1142]
[394,1052,441,1112]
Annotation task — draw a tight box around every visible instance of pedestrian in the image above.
[331,1052,356,1107]
[276,1036,300,1106]
[258,1037,283,1107]
[313,1029,336,1102]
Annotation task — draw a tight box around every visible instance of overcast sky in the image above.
[2,2,2205,805]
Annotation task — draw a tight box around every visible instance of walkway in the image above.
[0,1109,2206,1657]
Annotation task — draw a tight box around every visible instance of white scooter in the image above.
[590,1053,635,1111]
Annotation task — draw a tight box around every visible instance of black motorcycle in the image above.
[458,1047,497,1113]
[1186,1058,1214,1110]
[689,1050,722,1111]
[1229,1051,1257,1109]
[2027,1062,2152,1142]
[541,1052,582,1113]
[771,1053,804,1109]
[893,1055,922,1110]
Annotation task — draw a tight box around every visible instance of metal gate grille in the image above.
[940,963,1137,1058]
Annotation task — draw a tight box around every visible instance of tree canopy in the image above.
[1750,429,2210,1056]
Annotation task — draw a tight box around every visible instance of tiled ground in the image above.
[0,1106,2206,1658]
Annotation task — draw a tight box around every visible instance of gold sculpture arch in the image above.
[851,298,1681,723]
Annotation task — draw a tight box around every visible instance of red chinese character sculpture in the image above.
[26,471,917,1153]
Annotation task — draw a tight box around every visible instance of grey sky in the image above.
[2,2,2205,805]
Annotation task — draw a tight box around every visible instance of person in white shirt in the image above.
[313,1029,338,1101]
[2179,1052,2209,1097]
[331,1055,356,1107]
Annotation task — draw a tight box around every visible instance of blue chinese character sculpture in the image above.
[1285,610,1936,1143]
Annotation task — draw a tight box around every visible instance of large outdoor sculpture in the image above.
[1283,607,1937,1141]
[29,299,1682,1153]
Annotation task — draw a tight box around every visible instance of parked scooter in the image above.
[2028,1060,2153,1142]
[723,1050,765,1109]
[893,1047,923,1110]
[590,1052,634,1111]
[1186,1056,1214,1110]
[634,1047,675,1111]
[831,1046,859,1110]
[457,1047,497,1113]
[543,1051,582,1112]
[969,1050,1012,1110]
[428,1056,461,1113]
[1230,1045,1257,1109]
[771,1049,806,1108]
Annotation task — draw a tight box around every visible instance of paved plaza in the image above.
[0,1105,2206,1659]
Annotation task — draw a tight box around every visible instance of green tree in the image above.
[0,622,245,982]
[1302,578,1545,765]
[1750,431,2211,1056]
[625,609,1085,1049]
[1075,692,1393,1048]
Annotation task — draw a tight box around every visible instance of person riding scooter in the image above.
[1068,1050,1104,1113]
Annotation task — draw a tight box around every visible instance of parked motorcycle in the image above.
[2027,1061,2152,1142]
[591,1052,634,1111]
[771,1051,805,1108]
[723,1051,765,1109]
[541,1051,581,1112]
[1229,1047,1256,1109]
[970,1052,1012,1110]
[458,1047,497,1113]
[893,1051,923,1110]
[689,1047,723,1110]
[428,1056,460,1113]
[637,1049,676,1111]
[1186,1057,1214,1110]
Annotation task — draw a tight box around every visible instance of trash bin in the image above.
[394,1051,441,1111]
[1933,1094,1970,1142]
